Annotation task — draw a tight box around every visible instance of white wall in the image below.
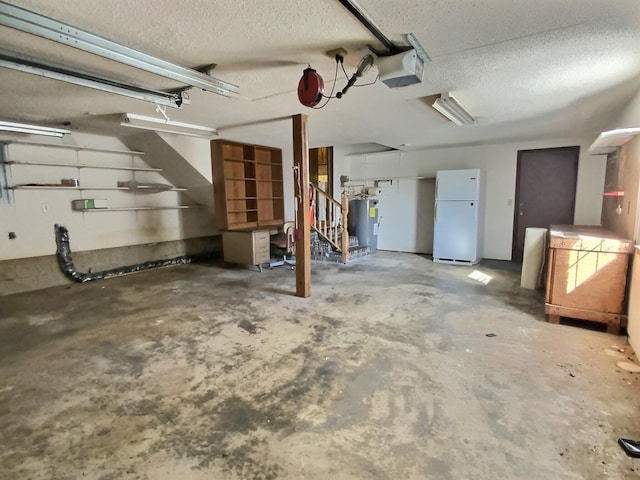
[0,132,215,261]
[157,133,212,181]
[335,137,605,260]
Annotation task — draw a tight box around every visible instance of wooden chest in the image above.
[545,225,634,334]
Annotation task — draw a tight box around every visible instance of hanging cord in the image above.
[353,75,379,87]
[312,55,341,109]
[293,165,302,204]
[155,104,170,121]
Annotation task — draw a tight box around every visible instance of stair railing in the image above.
[310,185,349,262]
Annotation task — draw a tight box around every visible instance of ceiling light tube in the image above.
[0,120,70,137]
[0,48,186,108]
[121,113,217,139]
[432,93,476,126]
[0,1,239,97]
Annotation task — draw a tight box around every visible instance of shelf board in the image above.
[12,185,186,191]
[224,157,255,164]
[227,222,260,229]
[6,160,162,172]
[589,128,640,155]
[227,196,257,200]
[258,196,284,200]
[77,205,204,212]
[603,191,625,197]
[255,161,282,166]
[228,209,258,213]
[226,177,284,182]
[4,140,145,156]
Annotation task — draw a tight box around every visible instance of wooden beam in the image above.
[293,114,311,297]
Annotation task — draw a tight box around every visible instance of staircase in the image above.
[309,186,371,263]
[310,230,371,263]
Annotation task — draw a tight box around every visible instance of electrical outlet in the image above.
[41,203,49,213]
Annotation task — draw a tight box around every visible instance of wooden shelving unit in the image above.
[211,139,284,230]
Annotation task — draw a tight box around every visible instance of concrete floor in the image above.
[1,252,640,479]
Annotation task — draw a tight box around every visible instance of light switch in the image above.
[507,198,513,206]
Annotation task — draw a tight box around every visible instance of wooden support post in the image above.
[293,114,311,297]
[341,191,349,263]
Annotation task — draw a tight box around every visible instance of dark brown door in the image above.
[309,146,333,198]
[512,147,579,262]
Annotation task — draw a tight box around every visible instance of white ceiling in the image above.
[1,0,639,151]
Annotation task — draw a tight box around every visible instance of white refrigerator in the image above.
[433,169,482,265]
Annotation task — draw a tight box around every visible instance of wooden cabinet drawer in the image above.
[254,249,270,264]
[222,229,272,266]
[253,231,270,243]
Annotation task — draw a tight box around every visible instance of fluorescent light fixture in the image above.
[588,127,640,155]
[0,48,187,108]
[0,1,239,97]
[0,120,70,137]
[121,113,217,139]
[432,93,476,126]
[406,33,431,64]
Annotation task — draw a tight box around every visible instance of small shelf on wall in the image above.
[76,205,204,212]
[11,185,187,191]
[6,160,162,172]
[589,128,640,155]
[3,140,145,156]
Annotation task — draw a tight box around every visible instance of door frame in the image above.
[309,146,333,198]
[511,146,580,261]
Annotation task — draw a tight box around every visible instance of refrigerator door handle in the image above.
[435,178,439,199]
[434,200,438,223]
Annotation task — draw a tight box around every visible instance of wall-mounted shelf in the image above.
[589,128,640,155]
[11,185,186,191]
[77,206,204,212]
[4,143,194,213]
[6,160,161,172]
[3,140,145,156]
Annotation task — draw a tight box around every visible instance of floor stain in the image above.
[0,253,639,479]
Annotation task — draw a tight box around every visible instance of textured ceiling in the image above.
[0,0,639,151]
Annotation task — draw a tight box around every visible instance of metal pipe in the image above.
[0,1,238,96]
[337,0,399,53]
